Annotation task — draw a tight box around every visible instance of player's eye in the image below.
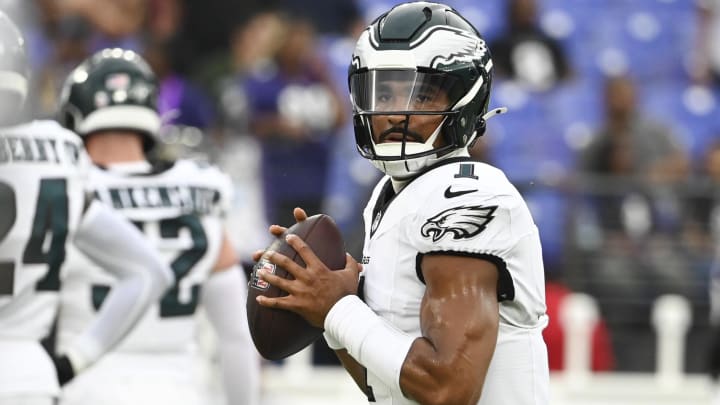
[413,93,432,104]
[376,93,392,104]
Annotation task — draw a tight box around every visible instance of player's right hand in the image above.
[252,207,308,262]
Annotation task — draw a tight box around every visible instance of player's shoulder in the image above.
[3,119,81,143]
[404,158,530,228]
[170,158,231,184]
[409,158,516,200]
[166,158,233,202]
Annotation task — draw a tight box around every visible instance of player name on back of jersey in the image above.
[0,133,81,166]
[94,184,221,214]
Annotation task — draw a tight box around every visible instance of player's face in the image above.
[369,80,449,147]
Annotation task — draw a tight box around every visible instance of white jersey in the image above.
[361,158,549,404]
[0,120,89,396]
[57,159,232,355]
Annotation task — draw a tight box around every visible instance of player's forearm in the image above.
[324,295,495,405]
[324,295,415,399]
[62,269,158,370]
[399,338,490,405]
[335,349,370,395]
[66,201,174,370]
[203,267,260,405]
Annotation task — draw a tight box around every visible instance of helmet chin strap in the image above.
[483,106,508,121]
[470,106,508,144]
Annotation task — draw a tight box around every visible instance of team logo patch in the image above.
[421,205,498,242]
[105,73,130,91]
[250,258,275,291]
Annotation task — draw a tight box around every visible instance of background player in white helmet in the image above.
[0,11,174,405]
[55,48,260,405]
[253,2,549,404]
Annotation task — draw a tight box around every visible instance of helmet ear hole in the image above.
[475,116,487,137]
[58,103,83,134]
[64,114,76,133]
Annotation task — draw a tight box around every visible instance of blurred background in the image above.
[5,0,720,402]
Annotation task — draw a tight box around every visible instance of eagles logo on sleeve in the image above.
[421,205,498,242]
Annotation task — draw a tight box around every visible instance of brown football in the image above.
[246,214,346,360]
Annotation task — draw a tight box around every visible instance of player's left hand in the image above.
[255,234,362,328]
[251,207,308,263]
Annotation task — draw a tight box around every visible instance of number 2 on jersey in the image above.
[93,214,207,317]
[0,179,69,295]
[159,215,208,317]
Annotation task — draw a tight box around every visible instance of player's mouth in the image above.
[378,128,423,143]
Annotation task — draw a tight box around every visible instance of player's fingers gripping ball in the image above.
[246,214,346,360]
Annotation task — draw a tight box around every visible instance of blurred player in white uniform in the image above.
[253,2,549,404]
[55,48,259,405]
[0,12,174,405]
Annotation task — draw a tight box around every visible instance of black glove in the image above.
[709,325,720,380]
[53,354,76,386]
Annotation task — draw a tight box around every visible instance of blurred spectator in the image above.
[146,0,184,43]
[33,14,92,117]
[56,0,145,39]
[576,75,695,369]
[581,75,689,188]
[489,0,571,91]
[694,0,720,84]
[683,140,720,256]
[707,142,720,386]
[55,0,147,51]
[214,10,286,143]
[171,0,267,82]
[243,15,345,228]
[275,0,361,36]
[143,39,218,161]
[579,74,689,247]
[543,277,615,372]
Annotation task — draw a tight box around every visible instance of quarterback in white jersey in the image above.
[254,3,549,405]
[0,13,173,405]
[55,48,259,405]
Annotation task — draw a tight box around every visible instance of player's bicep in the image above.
[420,254,499,358]
[400,254,499,404]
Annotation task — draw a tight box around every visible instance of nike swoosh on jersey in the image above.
[444,186,478,198]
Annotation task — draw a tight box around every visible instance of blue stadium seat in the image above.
[522,188,569,274]
[453,1,506,41]
[641,82,720,165]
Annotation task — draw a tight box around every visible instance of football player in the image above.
[55,48,259,405]
[253,2,549,404]
[0,12,174,405]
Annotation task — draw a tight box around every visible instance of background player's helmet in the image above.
[59,48,161,151]
[349,2,494,178]
[0,11,29,124]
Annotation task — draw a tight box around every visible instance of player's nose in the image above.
[386,113,407,126]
